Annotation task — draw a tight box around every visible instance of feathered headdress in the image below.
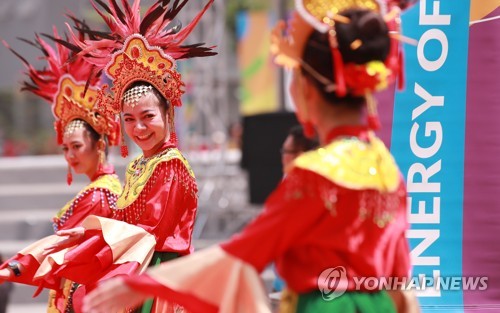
[271,0,416,130]
[59,0,217,156]
[2,26,120,146]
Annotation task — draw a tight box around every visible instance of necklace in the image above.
[132,148,171,177]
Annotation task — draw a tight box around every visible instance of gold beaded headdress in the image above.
[63,0,217,157]
[2,29,120,147]
[3,27,121,184]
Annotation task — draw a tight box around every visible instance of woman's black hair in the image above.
[81,120,100,144]
[301,8,390,108]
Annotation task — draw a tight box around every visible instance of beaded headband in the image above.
[64,120,86,138]
[122,84,154,108]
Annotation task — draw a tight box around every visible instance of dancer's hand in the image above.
[44,226,85,255]
[83,277,148,313]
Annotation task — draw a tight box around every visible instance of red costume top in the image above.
[222,126,410,292]
[120,126,411,313]
[111,142,198,254]
[52,165,120,232]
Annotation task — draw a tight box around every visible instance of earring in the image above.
[168,107,178,145]
[67,163,73,185]
[120,132,128,158]
[98,148,105,172]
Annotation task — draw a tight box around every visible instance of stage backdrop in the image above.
[382,1,500,312]
[237,11,278,116]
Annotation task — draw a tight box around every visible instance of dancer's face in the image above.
[62,126,99,178]
[122,92,169,157]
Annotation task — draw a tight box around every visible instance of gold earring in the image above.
[98,148,105,171]
[169,106,177,145]
[67,163,73,185]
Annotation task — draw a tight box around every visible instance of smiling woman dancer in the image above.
[1,1,216,312]
[0,28,122,312]
[83,0,420,313]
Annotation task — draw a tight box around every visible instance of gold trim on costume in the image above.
[293,132,400,192]
[116,148,195,209]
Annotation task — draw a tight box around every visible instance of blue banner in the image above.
[391,1,470,312]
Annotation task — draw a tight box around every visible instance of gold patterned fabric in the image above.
[47,279,76,313]
[292,132,400,192]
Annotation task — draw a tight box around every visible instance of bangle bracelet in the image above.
[8,261,21,277]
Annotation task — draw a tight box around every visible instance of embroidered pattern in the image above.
[113,148,197,224]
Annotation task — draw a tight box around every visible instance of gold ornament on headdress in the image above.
[299,0,382,31]
[94,35,185,156]
[96,35,185,117]
[54,75,119,145]
[271,0,412,129]
[272,0,384,70]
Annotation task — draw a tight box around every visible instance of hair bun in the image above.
[336,9,390,64]
[358,11,385,37]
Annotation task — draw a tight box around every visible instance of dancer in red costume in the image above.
[0,27,122,312]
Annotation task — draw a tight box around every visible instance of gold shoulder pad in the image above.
[293,133,400,192]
